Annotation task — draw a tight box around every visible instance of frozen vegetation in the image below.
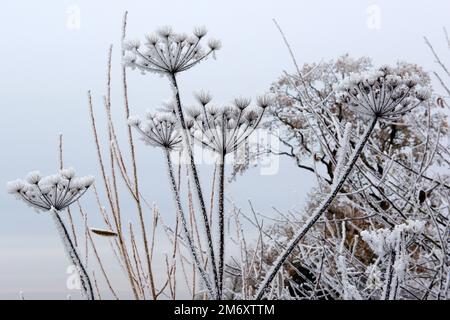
[6,14,450,300]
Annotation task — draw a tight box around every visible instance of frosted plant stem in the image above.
[382,250,396,300]
[169,73,220,299]
[50,207,94,300]
[217,154,225,299]
[164,148,215,298]
[255,116,378,300]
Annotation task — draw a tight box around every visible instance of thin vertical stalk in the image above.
[50,208,94,300]
[164,148,215,298]
[87,91,140,299]
[382,250,396,300]
[169,73,220,298]
[58,134,78,247]
[121,11,157,299]
[255,116,378,299]
[217,153,225,298]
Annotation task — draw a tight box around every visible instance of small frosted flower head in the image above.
[338,66,429,120]
[195,90,213,106]
[233,97,251,110]
[208,39,222,51]
[127,115,142,127]
[60,167,76,180]
[26,171,42,185]
[122,39,141,50]
[129,112,182,150]
[7,169,94,212]
[193,26,207,39]
[256,94,274,109]
[145,34,159,46]
[123,26,221,75]
[7,179,27,195]
[157,26,173,38]
[415,87,431,101]
[188,94,266,154]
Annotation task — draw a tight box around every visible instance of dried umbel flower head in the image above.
[128,111,182,150]
[123,26,221,75]
[188,93,271,155]
[337,67,431,120]
[7,168,94,212]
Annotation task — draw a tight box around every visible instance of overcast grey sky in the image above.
[0,0,449,299]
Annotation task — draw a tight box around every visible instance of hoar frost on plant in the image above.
[123,26,221,75]
[360,219,426,258]
[7,168,94,212]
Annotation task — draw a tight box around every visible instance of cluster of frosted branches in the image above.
[7,168,94,300]
[229,54,449,300]
[252,66,428,299]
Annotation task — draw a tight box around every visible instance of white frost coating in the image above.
[164,149,215,298]
[255,116,379,299]
[50,208,94,300]
[26,171,42,184]
[60,167,75,180]
[365,263,383,290]
[361,219,426,258]
[332,122,352,188]
[337,222,362,300]
[122,26,220,75]
[7,168,95,212]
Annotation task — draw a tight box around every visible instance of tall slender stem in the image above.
[217,153,225,298]
[50,208,94,300]
[168,73,220,298]
[164,148,215,298]
[121,12,157,299]
[382,250,396,300]
[255,116,378,299]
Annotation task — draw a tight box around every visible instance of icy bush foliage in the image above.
[7,168,94,211]
[227,56,449,300]
[360,220,426,257]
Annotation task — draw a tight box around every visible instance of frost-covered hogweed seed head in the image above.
[187,93,270,155]
[337,66,430,120]
[123,26,221,75]
[7,168,94,212]
[128,111,182,150]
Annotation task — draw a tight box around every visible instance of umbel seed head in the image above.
[187,93,269,154]
[7,168,94,212]
[123,26,221,75]
[129,111,182,150]
[337,66,430,120]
